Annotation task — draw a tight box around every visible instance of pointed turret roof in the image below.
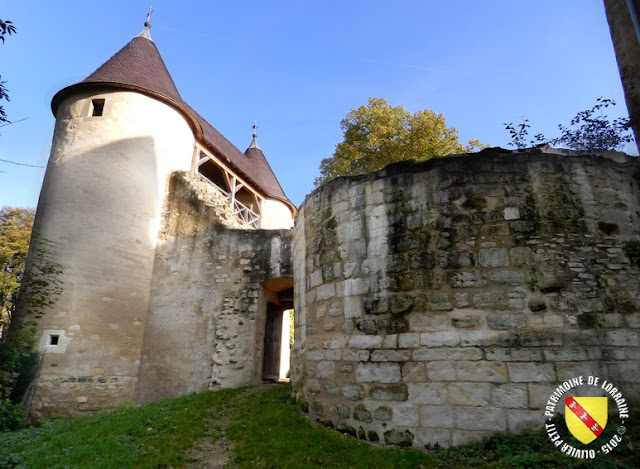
[50,26,294,214]
[243,132,289,206]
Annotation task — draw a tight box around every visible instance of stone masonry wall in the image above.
[136,172,293,404]
[292,149,640,448]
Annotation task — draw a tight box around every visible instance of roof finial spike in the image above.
[249,122,261,149]
[138,6,153,40]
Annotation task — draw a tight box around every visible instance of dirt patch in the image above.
[185,383,281,468]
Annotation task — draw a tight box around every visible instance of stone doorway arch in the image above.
[261,277,294,381]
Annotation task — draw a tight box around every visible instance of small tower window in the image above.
[49,334,59,346]
[91,99,105,117]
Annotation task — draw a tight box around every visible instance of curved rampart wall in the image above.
[292,149,640,448]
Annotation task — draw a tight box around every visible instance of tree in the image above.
[315,98,485,185]
[0,207,37,431]
[0,18,16,125]
[504,98,635,153]
[0,207,34,337]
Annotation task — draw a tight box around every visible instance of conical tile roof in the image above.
[51,33,294,213]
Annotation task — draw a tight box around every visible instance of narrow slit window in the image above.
[49,335,59,346]
[91,99,105,117]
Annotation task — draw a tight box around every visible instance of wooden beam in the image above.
[190,145,200,174]
[196,143,266,204]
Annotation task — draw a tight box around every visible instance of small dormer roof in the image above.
[50,27,294,213]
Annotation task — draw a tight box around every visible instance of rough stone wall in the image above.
[604,0,640,151]
[136,172,293,404]
[292,149,640,448]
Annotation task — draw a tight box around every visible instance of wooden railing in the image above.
[199,173,261,229]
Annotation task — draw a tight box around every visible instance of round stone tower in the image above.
[27,24,197,415]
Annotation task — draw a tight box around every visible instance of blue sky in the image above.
[0,1,634,210]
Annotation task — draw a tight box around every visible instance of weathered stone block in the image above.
[371,349,411,362]
[356,319,377,334]
[416,428,451,448]
[519,330,564,347]
[310,270,323,288]
[478,248,510,268]
[341,383,365,401]
[426,361,457,381]
[491,384,528,409]
[398,333,421,348]
[342,349,370,361]
[555,362,601,381]
[323,336,347,349]
[451,315,479,328]
[606,362,640,383]
[401,362,427,382]
[348,335,383,349]
[356,363,401,383]
[542,348,588,361]
[439,250,476,269]
[316,283,336,300]
[331,403,351,419]
[409,313,449,332]
[486,347,543,362]
[454,292,470,308]
[504,207,520,220]
[370,383,409,401]
[382,334,398,348]
[507,410,545,433]
[317,361,334,379]
[457,408,506,431]
[353,404,372,423]
[528,383,560,410]
[307,350,324,361]
[343,297,363,319]
[306,379,320,395]
[448,383,492,406]
[446,347,483,360]
[373,406,393,421]
[509,247,535,265]
[430,292,453,311]
[508,362,556,383]
[420,331,460,347]
[409,383,447,405]
[488,269,525,286]
[603,330,639,347]
[420,405,453,427]
[472,292,508,310]
[449,270,487,288]
[412,348,447,361]
[457,361,508,382]
[487,313,526,330]
[384,429,414,447]
[310,400,324,416]
[325,381,340,396]
[458,331,517,347]
[390,295,414,314]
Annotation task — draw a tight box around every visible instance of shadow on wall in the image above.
[27,137,162,418]
[136,179,294,404]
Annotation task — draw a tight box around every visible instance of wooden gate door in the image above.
[262,302,283,380]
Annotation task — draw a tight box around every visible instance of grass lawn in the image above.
[0,384,636,468]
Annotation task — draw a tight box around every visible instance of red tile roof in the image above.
[51,36,294,214]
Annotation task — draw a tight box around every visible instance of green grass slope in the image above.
[0,385,636,468]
